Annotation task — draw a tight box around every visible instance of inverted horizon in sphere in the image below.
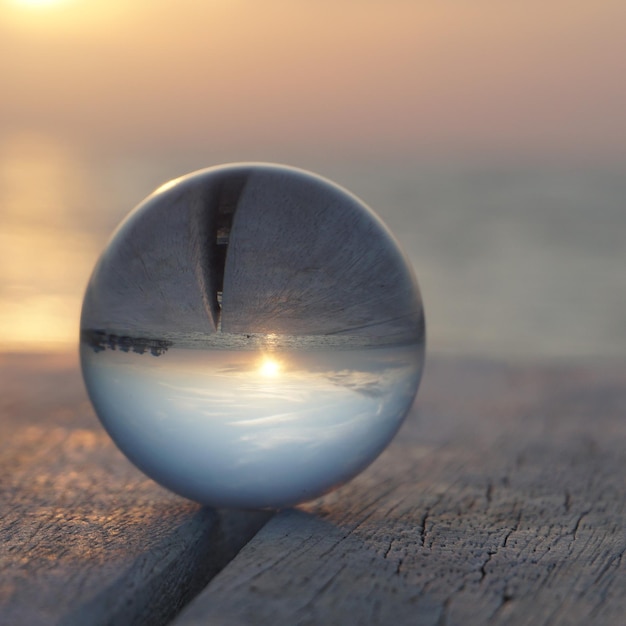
[81,163,424,347]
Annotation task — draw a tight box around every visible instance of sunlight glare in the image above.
[259,357,281,378]
[13,0,64,6]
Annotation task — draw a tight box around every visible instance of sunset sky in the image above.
[1,0,625,160]
[1,0,625,354]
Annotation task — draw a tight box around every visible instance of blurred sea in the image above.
[1,134,624,360]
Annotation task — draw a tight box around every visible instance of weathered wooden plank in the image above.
[0,353,271,626]
[174,356,626,626]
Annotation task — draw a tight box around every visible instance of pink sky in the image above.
[1,0,625,160]
[1,1,625,353]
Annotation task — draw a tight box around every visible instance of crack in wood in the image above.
[486,481,494,505]
[571,511,590,542]
[419,510,430,548]
[502,509,522,548]
[479,551,496,582]
[563,489,572,513]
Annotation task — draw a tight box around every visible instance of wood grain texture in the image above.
[174,356,626,626]
[0,353,271,626]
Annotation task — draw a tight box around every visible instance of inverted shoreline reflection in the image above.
[81,341,422,508]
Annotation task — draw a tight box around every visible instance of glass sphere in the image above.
[80,163,425,509]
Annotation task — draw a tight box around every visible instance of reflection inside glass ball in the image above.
[80,163,425,509]
[258,356,282,377]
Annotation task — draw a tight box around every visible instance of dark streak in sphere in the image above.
[81,163,424,351]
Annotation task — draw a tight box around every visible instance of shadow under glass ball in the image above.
[80,163,425,509]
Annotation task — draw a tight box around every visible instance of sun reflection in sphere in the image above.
[258,356,282,378]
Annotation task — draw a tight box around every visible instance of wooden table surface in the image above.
[1,352,624,626]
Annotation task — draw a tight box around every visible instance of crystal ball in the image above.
[80,163,425,509]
